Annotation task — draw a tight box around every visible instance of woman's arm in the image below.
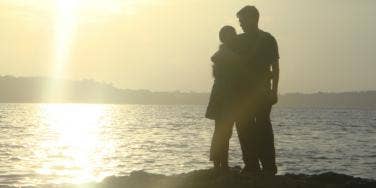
[211,45,246,64]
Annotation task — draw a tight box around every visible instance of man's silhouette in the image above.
[235,5,280,176]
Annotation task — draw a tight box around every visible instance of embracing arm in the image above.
[211,45,245,64]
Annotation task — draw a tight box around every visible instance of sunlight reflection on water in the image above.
[34,104,116,184]
[0,104,375,187]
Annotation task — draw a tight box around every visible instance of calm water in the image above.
[0,103,375,186]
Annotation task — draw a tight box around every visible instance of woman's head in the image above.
[219,25,237,44]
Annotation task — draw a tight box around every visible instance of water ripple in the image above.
[0,104,375,187]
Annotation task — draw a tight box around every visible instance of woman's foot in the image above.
[211,160,221,176]
[213,160,220,169]
[219,161,230,175]
[220,166,230,175]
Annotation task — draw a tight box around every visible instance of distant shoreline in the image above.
[1,103,376,110]
[1,76,376,108]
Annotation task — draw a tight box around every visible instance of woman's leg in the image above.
[210,119,233,169]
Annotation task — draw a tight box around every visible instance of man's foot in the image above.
[240,170,260,177]
[262,170,277,177]
[240,166,261,177]
[262,165,277,177]
[262,173,276,178]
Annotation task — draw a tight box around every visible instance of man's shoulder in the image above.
[237,30,277,42]
[259,30,277,42]
[259,30,279,60]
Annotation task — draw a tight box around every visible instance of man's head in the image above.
[237,6,259,33]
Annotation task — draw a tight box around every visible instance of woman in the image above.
[205,25,250,173]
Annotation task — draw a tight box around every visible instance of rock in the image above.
[8,169,376,188]
[92,169,376,188]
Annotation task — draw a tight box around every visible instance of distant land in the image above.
[1,75,375,108]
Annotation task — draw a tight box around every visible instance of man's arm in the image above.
[268,34,279,105]
[270,61,279,105]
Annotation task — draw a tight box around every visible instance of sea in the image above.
[0,103,375,187]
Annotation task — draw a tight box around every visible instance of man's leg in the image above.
[255,103,277,175]
[236,115,261,174]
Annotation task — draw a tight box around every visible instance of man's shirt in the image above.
[237,30,279,89]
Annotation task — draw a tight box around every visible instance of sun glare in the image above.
[53,0,78,77]
[50,0,147,80]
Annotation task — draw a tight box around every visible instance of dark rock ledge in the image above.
[6,168,376,188]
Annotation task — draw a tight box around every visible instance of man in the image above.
[235,5,280,176]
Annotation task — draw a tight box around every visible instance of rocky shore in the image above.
[6,168,376,188]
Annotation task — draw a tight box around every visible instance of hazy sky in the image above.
[0,0,375,93]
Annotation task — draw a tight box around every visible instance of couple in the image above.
[205,6,280,176]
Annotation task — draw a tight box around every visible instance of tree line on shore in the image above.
[0,75,375,108]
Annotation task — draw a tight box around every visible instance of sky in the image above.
[0,0,375,93]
